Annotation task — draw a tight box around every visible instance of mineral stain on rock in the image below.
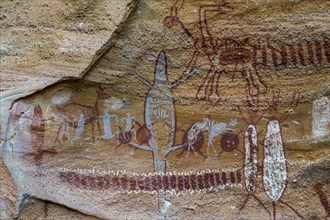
[1,0,330,219]
[23,103,57,166]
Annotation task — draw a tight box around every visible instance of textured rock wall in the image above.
[0,0,137,139]
[1,0,137,218]
[1,0,329,219]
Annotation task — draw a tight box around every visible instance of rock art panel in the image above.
[163,1,330,103]
[1,0,330,219]
[262,91,303,219]
[3,51,245,219]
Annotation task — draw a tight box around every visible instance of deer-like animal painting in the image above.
[53,85,109,144]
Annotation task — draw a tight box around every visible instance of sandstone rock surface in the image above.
[1,0,329,219]
[1,0,137,218]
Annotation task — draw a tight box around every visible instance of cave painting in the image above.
[53,50,306,219]
[238,92,270,217]
[59,168,242,194]
[129,50,200,173]
[177,118,210,159]
[97,108,118,140]
[163,1,330,103]
[22,102,57,166]
[262,90,303,219]
[3,1,329,219]
[54,85,109,144]
[4,51,324,219]
[56,50,243,219]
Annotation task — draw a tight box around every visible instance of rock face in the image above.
[0,160,17,219]
[18,198,100,219]
[0,0,137,218]
[1,0,330,219]
[0,0,136,91]
[0,0,137,140]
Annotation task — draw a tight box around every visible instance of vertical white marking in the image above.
[103,110,112,137]
[244,125,258,194]
[98,108,118,139]
[312,96,329,142]
[263,120,287,202]
[160,198,171,216]
[122,113,135,132]
[68,121,73,140]
[74,114,85,140]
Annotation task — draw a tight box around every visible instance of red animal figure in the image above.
[54,85,108,144]
[163,2,266,103]
[24,103,56,166]
[263,90,303,220]
[164,2,330,103]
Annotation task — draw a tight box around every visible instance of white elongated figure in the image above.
[60,119,71,142]
[244,124,258,194]
[130,50,198,219]
[312,96,330,142]
[122,113,136,137]
[144,51,176,172]
[263,120,287,202]
[260,90,303,219]
[130,50,195,171]
[238,123,270,218]
[98,109,118,139]
[72,114,85,142]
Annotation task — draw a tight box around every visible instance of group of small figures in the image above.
[56,108,242,160]
[116,116,239,158]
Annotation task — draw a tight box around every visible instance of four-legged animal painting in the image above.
[2,0,329,219]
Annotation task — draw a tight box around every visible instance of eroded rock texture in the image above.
[0,0,137,141]
[1,0,329,219]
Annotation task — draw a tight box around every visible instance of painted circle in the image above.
[136,126,150,144]
[220,130,239,152]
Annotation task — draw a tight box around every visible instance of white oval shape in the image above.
[312,96,330,141]
[145,51,175,153]
[244,124,258,194]
[263,120,287,202]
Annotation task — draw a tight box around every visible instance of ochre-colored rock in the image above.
[1,0,329,219]
[0,160,17,220]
